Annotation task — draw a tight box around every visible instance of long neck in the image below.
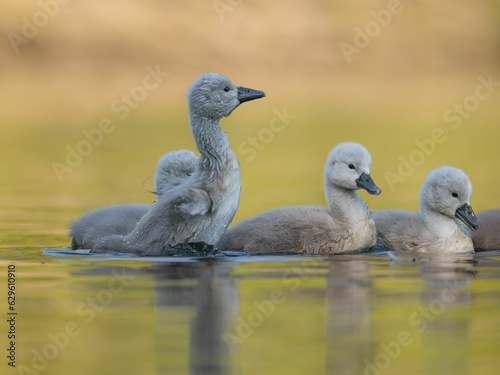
[325,182,369,225]
[190,112,230,175]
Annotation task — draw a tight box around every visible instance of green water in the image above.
[2,103,500,375]
[2,250,500,375]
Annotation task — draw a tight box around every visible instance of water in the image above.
[2,103,500,374]
[2,247,500,375]
[2,1,500,373]
[2,78,500,375]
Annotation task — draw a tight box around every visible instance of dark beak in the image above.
[455,203,479,231]
[237,86,266,103]
[356,172,381,195]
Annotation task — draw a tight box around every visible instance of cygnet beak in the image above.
[237,86,266,103]
[356,172,382,195]
[455,203,480,231]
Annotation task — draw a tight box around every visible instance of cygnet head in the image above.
[419,166,479,231]
[154,150,197,197]
[324,142,381,195]
[187,72,265,119]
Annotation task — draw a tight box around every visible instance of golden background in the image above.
[1,0,499,245]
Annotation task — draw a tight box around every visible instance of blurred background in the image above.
[1,0,499,247]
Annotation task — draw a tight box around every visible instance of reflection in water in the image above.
[34,249,500,374]
[324,258,371,375]
[150,260,239,375]
[418,256,474,375]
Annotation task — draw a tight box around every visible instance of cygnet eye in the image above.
[348,164,355,170]
[452,192,459,198]
[223,86,230,92]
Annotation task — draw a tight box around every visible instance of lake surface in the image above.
[1,92,500,375]
[2,1,500,373]
[2,246,500,375]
